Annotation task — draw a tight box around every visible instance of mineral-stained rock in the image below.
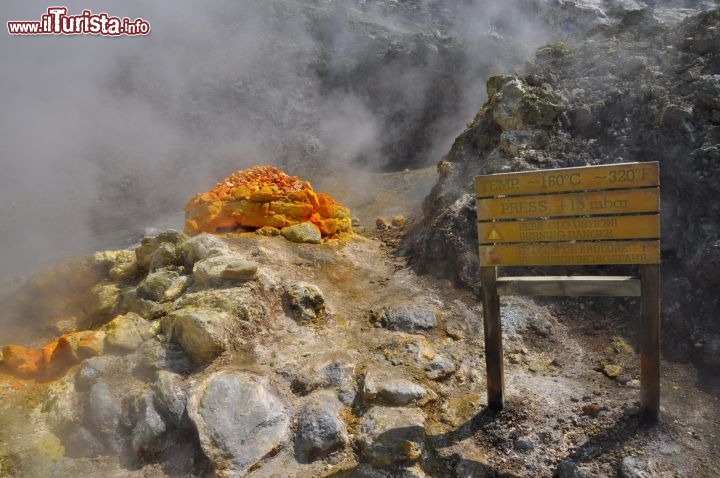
[358,406,426,469]
[193,254,258,287]
[425,355,456,380]
[1,330,106,378]
[104,312,157,351]
[162,308,233,366]
[256,226,281,236]
[283,282,326,324]
[179,234,231,267]
[135,230,188,271]
[188,371,291,477]
[602,363,623,379]
[287,351,356,395]
[137,271,189,303]
[379,307,436,333]
[296,392,348,460]
[152,371,188,427]
[281,222,322,244]
[89,283,121,322]
[42,373,82,431]
[1,345,43,377]
[184,166,352,237]
[363,372,428,406]
[107,250,139,283]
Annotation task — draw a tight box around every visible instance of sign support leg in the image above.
[639,264,661,425]
[481,266,504,411]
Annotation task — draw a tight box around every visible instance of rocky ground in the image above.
[0,225,718,477]
[2,2,719,477]
[402,6,720,371]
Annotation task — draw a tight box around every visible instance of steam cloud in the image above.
[0,0,552,278]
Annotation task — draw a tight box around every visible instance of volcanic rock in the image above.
[85,381,123,454]
[295,392,349,460]
[162,308,233,366]
[104,312,157,351]
[135,230,188,272]
[179,234,231,267]
[152,371,188,428]
[362,371,428,406]
[192,254,258,287]
[188,371,291,477]
[358,406,426,469]
[281,222,322,244]
[130,391,169,458]
[378,307,437,333]
[283,281,326,324]
[137,270,189,302]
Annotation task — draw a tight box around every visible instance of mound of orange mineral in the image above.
[184,166,352,237]
[1,331,105,379]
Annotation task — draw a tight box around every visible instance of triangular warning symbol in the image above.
[487,227,503,241]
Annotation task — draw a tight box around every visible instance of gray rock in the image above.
[75,355,122,391]
[162,308,233,366]
[283,282,326,324]
[555,459,586,478]
[137,270,189,302]
[296,392,348,460]
[180,234,230,267]
[363,372,428,406]
[152,370,188,427]
[702,334,720,369]
[85,381,122,453]
[358,406,426,469]
[131,391,169,458]
[188,371,291,477]
[104,312,157,351]
[288,351,355,395]
[193,254,258,287]
[133,339,192,374]
[618,456,651,478]
[380,307,436,332]
[425,355,456,380]
[281,222,322,244]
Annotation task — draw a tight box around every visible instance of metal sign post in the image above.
[475,161,661,425]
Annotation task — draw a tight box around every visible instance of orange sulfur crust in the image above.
[184,165,352,237]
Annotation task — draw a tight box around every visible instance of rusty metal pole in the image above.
[481,266,504,411]
[639,264,661,425]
